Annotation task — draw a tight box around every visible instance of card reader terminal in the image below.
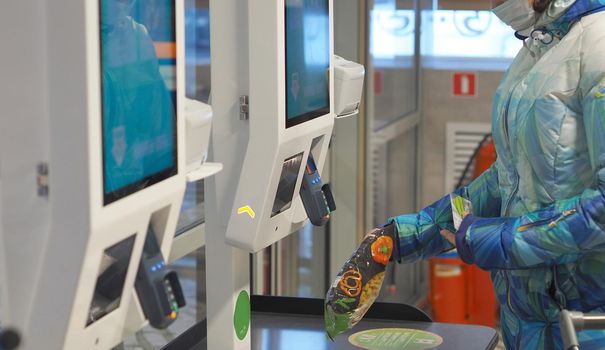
[135,228,186,329]
[299,154,336,226]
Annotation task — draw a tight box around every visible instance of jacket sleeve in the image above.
[389,164,502,263]
[466,73,605,270]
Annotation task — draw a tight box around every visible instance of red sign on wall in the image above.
[452,72,477,98]
[374,70,383,96]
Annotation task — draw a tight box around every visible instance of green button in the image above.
[233,290,251,341]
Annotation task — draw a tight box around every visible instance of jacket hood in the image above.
[539,0,605,34]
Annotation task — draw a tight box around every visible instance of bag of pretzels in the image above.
[324,224,396,339]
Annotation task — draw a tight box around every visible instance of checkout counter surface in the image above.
[250,296,498,350]
[162,296,499,350]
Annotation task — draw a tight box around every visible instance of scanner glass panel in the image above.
[271,153,304,217]
[285,0,330,128]
[87,235,136,327]
[100,0,178,205]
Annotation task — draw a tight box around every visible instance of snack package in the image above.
[450,193,472,230]
[324,225,395,340]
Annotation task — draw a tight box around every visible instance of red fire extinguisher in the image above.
[473,137,496,178]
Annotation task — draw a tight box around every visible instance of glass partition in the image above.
[368,0,419,130]
[176,0,211,235]
[422,9,520,59]
[176,182,205,233]
[371,127,428,306]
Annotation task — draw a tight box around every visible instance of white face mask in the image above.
[492,0,537,32]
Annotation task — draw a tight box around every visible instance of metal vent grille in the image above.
[445,122,491,192]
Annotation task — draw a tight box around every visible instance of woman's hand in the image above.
[441,215,478,264]
[440,230,457,246]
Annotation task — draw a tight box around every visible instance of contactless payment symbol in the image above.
[349,328,443,350]
[237,205,256,219]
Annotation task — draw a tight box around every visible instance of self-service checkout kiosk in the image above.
[0,1,219,349]
[205,0,339,347]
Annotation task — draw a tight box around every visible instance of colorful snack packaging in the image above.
[324,224,395,340]
[450,193,473,230]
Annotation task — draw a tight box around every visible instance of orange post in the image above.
[429,253,467,324]
[468,265,498,327]
[473,139,496,178]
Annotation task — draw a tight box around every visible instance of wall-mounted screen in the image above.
[285,0,330,128]
[100,0,178,205]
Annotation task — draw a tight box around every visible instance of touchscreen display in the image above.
[100,0,178,204]
[285,0,330,128]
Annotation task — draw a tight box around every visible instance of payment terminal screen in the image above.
[285,0,330,128]
[100,0,177,205]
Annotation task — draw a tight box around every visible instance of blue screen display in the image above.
[285,0,330,128]
[100,0,177,204]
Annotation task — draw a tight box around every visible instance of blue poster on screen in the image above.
[100,0,177,204]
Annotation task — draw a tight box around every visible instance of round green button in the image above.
[233,290,250,341]
[349,328,443,350]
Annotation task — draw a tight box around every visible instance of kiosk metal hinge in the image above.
[37,163,49,198]
[239,95,250,120]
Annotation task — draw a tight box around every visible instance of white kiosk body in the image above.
[206,0,335,348]
[0,1,190,349]
[221,0,334,253]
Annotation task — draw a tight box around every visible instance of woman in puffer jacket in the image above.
[388,0,605,348]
